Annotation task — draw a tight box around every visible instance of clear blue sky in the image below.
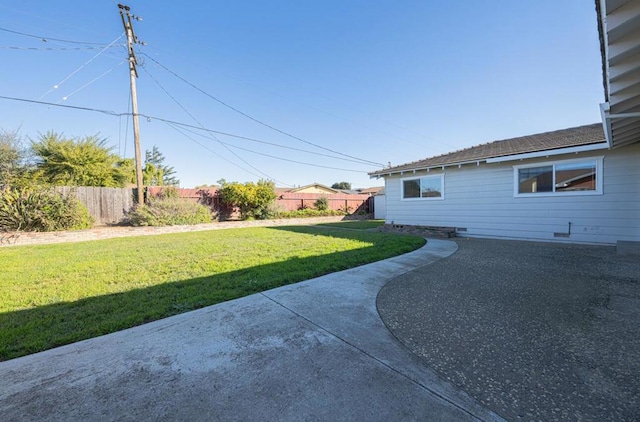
[0,0,604,188]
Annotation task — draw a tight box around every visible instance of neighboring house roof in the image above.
[357,186,384,195]
[369,123,606,178]
[597,0,640,149]
[280,183,341,194]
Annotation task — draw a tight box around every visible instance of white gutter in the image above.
[486,141,609,164]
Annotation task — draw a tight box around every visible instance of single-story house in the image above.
[277,183,342,195]
[369,0,640,245]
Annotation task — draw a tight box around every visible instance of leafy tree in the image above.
[219,179,276,220]
[117,158,136,185]
[0,130,29,188]
[331,182,351,190]
[31,132,126,187]
[145,145,179,186]
[142,162,163,186]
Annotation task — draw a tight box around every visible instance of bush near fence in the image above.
[60,186,373,225]
[148,187,372,219]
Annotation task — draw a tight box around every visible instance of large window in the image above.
[402,175,444,200]
[514,157,602,196]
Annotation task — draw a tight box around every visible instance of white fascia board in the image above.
[600,102,614,148]
[485,142,609,164]
[370,160,488,178]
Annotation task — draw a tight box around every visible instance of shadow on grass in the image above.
[0,225,424,361]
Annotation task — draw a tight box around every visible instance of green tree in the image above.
[219,179,276,220]
[116,158,167,187]
[0,130,29,188]
[31,132,126,187]
[145,145,179,186]
[331,182,351,190]
[117,158,136,185]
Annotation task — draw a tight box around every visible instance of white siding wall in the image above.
[373,195,386,219]
[383,144,640,244]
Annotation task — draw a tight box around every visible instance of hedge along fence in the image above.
[147,187,372,217]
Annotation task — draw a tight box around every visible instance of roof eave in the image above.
[369,142,609,178]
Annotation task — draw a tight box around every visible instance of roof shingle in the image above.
[369,123,605,176]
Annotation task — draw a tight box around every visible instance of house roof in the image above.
[278,183,341,194]
[369,123,606,178]
[597,0,640,149]
[357,186,384,195]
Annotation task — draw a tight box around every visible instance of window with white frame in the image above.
[514,157,603,196]
[402,174,444,200]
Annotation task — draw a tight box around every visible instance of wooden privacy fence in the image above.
[56,187,135,225]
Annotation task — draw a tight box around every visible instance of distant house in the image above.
[356,186,384,196]
[280,183,342,195]
[369,0,640,245]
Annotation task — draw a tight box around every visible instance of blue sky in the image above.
[0,0,603,188]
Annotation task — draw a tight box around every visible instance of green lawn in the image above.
[314,219,386,230]
[0,225,423,361]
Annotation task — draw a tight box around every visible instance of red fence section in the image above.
[147,187,372,215]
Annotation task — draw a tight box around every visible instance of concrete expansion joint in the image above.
[259,289,487,421]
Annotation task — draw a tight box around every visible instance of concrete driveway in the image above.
[0,239,501,422]
[378,238,640,421]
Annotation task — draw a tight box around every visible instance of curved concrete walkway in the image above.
[0,240,502,421]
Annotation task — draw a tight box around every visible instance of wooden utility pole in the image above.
[118,4,144,204]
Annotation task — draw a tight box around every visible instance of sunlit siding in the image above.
[383,143,640,244]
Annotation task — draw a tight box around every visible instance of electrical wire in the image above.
[142,53,384,167]
[0,45,123,50]
[0,95,124,116]
[167,120,369,174]
[141,66,369,165]
[0,95,383,173]
[223,143,370,173]
[0,26,110,46]
[57,60,126,103]
[166,121,292,185]
[38,34,124,100]
[140,67,284,183]
[173,122,370,165]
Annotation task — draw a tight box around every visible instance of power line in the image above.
[165,122,291,186]
[0,45,123,50]
[166,119,370,174]
[0,95,125,116]
[38,34,125,100]
[141,66,371,165]
[143,53,384,167]
[0,26,113,46]
[0,95,383,173]
[57,61,126,103]
[223,143,370,173]
[141,66,284,184]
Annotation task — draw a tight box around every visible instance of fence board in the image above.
[56,187,135,225]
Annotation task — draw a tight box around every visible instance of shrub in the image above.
[0,187,93,232]
[152,186,180,200]
[314,197,329,211]
[125,196,213,226]
[218,179,276,220]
